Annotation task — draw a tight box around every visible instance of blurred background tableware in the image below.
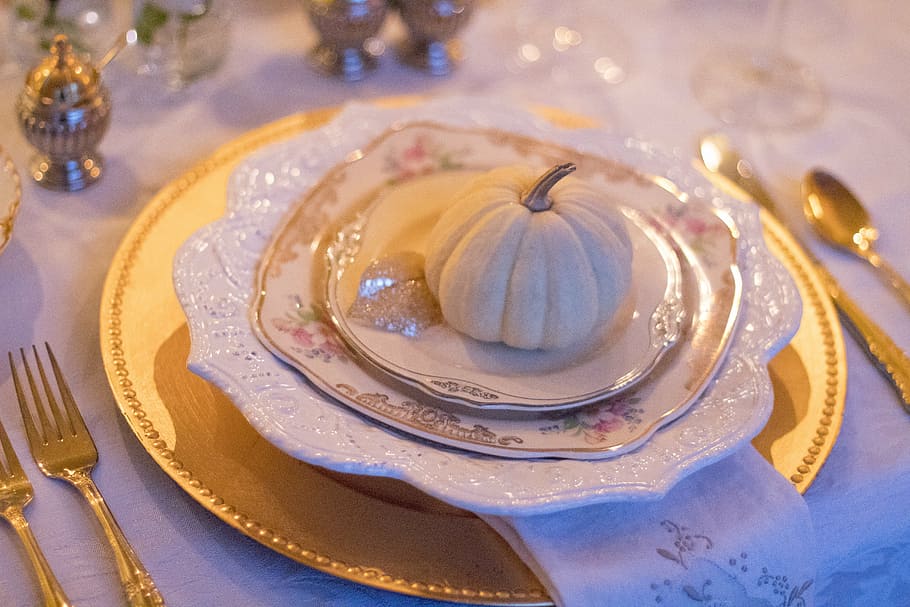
[8,0,116,69]
[690,0,826,129]
[803,169,910,311]
[303,0,387,81]
[16,33,111,191]
[499,0,632,86]
[131,0,231,89]
[396,0,474,75]
[1,7,19,75]
[0,145,22,257]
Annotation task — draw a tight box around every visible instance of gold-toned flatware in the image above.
[802,169,910,310]
[9,344,166,607]
[96,29,138,72]
[0,402,73,607]
[698,133,910,411]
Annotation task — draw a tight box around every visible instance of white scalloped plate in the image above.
[325,172,686,411]
[173,98,800,515]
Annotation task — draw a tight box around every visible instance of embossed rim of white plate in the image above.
[325,195,685,411]
[172,97,800,515]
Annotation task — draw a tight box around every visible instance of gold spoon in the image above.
[697,133,910,410]
[803,169,910,311]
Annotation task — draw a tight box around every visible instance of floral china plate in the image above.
[324,169,685,412]
[253,123,736,458]
[173,98,800,514]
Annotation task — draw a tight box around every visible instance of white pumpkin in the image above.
[424,163,634,350]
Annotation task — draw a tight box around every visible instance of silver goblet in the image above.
[304,0,388,81]
[396,0,474,76]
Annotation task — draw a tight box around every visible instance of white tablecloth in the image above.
[1,1,909,605]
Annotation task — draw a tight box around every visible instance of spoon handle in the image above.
[815,263,910,411]
[865,251,910,312]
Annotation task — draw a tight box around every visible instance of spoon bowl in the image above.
[802,169,877,255]
[697,133,778,215]
[802,169,910,310]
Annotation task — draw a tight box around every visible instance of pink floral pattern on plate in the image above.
[383,133,469,183]
[540,397,644,444]
[270,296,348,364]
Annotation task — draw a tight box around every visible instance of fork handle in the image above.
[69,473,165,607]
[4,506,74,607]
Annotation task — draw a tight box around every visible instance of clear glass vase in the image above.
[9,0,115,68]
[132,0,231,89]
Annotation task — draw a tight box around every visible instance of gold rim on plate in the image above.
[0,145,22,257]
[98,102,845,605]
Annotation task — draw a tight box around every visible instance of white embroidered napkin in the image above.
[482,447,816,607]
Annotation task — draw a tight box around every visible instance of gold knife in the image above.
[696,134,910,412]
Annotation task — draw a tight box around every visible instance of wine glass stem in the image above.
[761,0,789,55]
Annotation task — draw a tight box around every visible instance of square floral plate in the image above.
[268,123,735,459]
[323,168,687,413]
[172,98,800,515]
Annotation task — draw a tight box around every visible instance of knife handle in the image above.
[816,263,910,411]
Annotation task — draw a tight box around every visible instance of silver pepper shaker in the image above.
[16,34,112,192]
[304,0,388,81]
[396,0,474,75]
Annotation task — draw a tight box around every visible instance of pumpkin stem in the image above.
[521,163,577,212]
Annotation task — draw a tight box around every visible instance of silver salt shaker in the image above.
[396,0,474,75]
[16,34,112,191]
[304,0,388,81]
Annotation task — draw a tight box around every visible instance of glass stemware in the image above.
[690,0,826,130]
[131,0,232,89]
[503,1,633,87]
[8,0,115,67]
[486,0,634,120]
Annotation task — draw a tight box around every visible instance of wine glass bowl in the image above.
[504,2,633,86]
[690,0,826,130]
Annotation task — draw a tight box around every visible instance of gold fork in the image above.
[10,344,165,607]
[0,411,73,607]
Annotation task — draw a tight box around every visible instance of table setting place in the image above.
[0,1,909,606]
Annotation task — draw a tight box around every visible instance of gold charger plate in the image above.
[99,101,845,605]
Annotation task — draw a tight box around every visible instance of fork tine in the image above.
[0,411,24,483]
[44,343,88,439]
[9,351,44,451]
[31,344,74,438]
[18,347,61,443]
